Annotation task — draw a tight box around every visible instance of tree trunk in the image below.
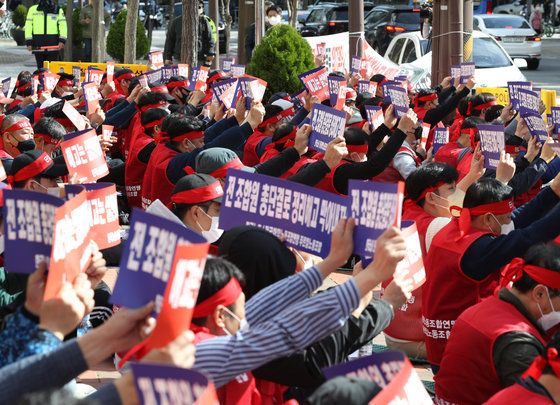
[181,0,198,66]
[219,0,232,58]
[124,0,140,64]
[78,0,83,8]
[287,0,298,28]
[92,0,104,62]
[64,0,72,61]
[167,0,175,32]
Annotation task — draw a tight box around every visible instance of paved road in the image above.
[523,36,560,92]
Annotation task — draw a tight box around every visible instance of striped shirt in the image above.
[193,266,360,388]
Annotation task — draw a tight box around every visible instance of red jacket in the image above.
[243,130,269,167]
[434,141,465,168]
[484,381,555,405]
[125,130,154,209]
[314,161,348,196]
[435,295,546,405]
[141,143,178,209]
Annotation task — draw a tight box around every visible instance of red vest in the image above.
[382,204,435,342]
[280,156,317,179]
[434,141,464,168]
[259,146,281,163]
[457,150,473,181]
[422,218,497,366]
[449,116,465,143]
[243,130,269,167]
[515,179,543,207]
[125,130,154,209]
[373,147,421,183]
[194,330,262,405]
[123,113,142,159]
[314,161,349,196]
[483,382,555,405]
[435,296,546,405]
[141,143,178,209]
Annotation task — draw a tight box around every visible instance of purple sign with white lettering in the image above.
[131,362,215,405]
[323,350,404,385]
[364,105,383,131]
[551,106,560,136]
[291,89,306,112]
[478,124,505,169]
[212,78,236,109]
[171,65,178,77]
[3,189,65,274]
[385,85,409,118]
[357,80,375,95]
[460,62,475,85]
[517,88,540,113]
[432,128,449,154]
[298,66,324,86]
[110,208,205,313]
[145,69,162,84]
[187,68,200,91]
[220,169,348,258]
[521,108,548,143]
[450,65,461,78]
[2,78,10,96]
[507,81,532,110]
[328,76,345,107]
[161,66,172,84]
[351,56,361,75]
[349,180,403,259]
[308,104,347,153]
[230,64,246,77]
[222,58,235,72]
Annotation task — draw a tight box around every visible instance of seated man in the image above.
[436,244,560,405]
[8,149,65,191]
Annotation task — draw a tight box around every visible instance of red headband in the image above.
[144,117,165,129]
[415,92,438,107]
[55,118,75,128]
[209,156,244,178]
[450,198,515,241]
[346,144,368,154]
[505,145,520,154]
[167,81,189,88]
[58,80,73,87]
[116,72,135,81]
[473,100,497,111]
[4,120,32,133]
[34,133,61,146]
[500,257,560,290]
[151,86,170,94]
[208,72,227,84]
[158,130,205,143]
[346,89,357,99]
[259,107,295,129]
[171,181,223,205]
[139,100,167,113]
[523,348,560,381]
[17,82,31,91]
[7,152,53,184]
[414,181,446,202]
[193,278,243,318]
[266,128,297,151]
[460,127,478,150]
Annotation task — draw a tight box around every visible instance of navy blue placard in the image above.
[308,104,347,153]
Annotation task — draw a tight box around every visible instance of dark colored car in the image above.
[364,5,421,54]
[299,3,375,37]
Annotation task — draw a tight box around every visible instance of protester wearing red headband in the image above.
[423,175,560,375]
[8,149,66,191]
[486,330,560,404]
[0,114,35,159]
[436,244,560,405]
[435,116,486,169]
[33,117,65,157]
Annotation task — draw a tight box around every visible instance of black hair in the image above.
[485,105,504,123]
[460,116,486,143]
[405,162,459,206]
[463,178,514,211]
[167,115,205,147]
[267,5,282,14]
[259,104,284,128]
[457,96,471,118]
[468,92,497,117]
[128,77,140,94]
[33,117,65,141]
[344,127,368,146]
[57,72,74,83]
[137,91,168,110]
[416,88,438,108]
[359,96,383,120]
[16,76,32,97]
[13,175,41,190]
[43,100,66,119]
[355,92,373,109]
[191,257,246,326]
[328,71,346,80]
[512,244,560,297]
[271,122,296,152]
[140,108,169,137]
[168,75,189,84]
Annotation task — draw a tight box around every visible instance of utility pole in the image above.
[437,0,450,84]
[237,0,256,63]
[348,0,364,57]
[431,0,440,86]
[92,0,104,63]
[181,0,198,66]
[463,0,473,62]
[124,0,139,64]
[209,0,220,69]
[64,0,72,61]
[255,0,264,46]
[448,0,463,67]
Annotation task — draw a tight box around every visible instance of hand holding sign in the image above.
[396,108,418,133]
[495,150,516,184]
[364,227,407,285]
[323,137,347,169]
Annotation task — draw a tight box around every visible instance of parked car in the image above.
[492,0,526,15]
[473,14,541,69]
[383,30,528,88]
[364,5,421,55]
[299,3,375,36]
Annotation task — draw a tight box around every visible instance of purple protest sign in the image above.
[327,76,345,108]
[3,190,65,274]
[291,89,306,112]
[478,124,505,169]
[161,66,172,84]
[1,78,10,95]
[364,105,384,131]
[432,127,449,154]
[518,88,540,113]
[460,62,475,84]
[507,81,532,110]
[348,180,404,259]
[145,69,163,84]
[72,66,81,87]
[551,106,560,136]
[110,208,205,314]
[232,76,267,109]
[521,108,548,143]
[298,66,324,86]
[358,80,376,95]
[171,65,178,77]
[308,104,347,153]
[211,78,236,105]
[131,363,218,405]
[450,65,461,78]
[222,58,235,72]
[230,64,246,78]
[187,67,200,91]
[385,85,409,118]
[220,169,348,258]
[350,56,361,75]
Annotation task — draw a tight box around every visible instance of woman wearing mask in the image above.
[530,4,544,36]
[244,4,283,63]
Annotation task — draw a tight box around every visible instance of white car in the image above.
[474,14,541,70]
[383,30,527,88]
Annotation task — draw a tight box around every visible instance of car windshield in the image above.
[332,10,348,20]
[394,12,420,25]
[473,37,512,68]
[482,17,531,29]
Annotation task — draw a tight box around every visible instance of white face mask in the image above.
[537,288,560,332]
[431,191,450,212]
[196,207,224,243]
[222,306,249,335]
[489,213,513,235]
[293,249,313,270]
[268,15,281,26]
[0,234,5,255]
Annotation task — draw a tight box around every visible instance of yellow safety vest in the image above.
[25,5,67,46]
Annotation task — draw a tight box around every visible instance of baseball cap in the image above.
[171,173,224,205]
[195,148,255,178]
[8,150,67,184]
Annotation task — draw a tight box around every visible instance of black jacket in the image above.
[163,15,215,62]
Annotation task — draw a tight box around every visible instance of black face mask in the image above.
[15,139,36,154]
[414,125,423,140]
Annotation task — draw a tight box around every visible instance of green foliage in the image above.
[106,10,150,63]
[12,5,27,28]
[72,8,83,47]
[247,24,315,100]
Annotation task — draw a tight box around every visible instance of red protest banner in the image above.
[362,39,399,80]
[335,80,346,110]
[195,66,210,91]
[102,125,114,142]
[394,181,405,228]
[394,222,426,290]
[88,68,104,86]
[83,184,120,250]
[421,122,430,150]
[82,82,100,114]
[178,64,189,77]
[106,62,115,84]
[149,51,164,69]
[302,67,329,101]
[61,129,109,182]
[32,76,39,95]
[43,189,92,301]
[42,73,60,93]
[316,42,326,56]
[62,101,87,131]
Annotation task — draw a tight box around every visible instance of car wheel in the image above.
[527,58,539,70]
